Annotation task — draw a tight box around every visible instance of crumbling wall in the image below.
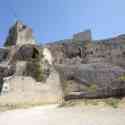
[4,21,36,46]
[0,44,64,103]
[1,21,125,102]
[0,72,63,103]
[73,30,92,41]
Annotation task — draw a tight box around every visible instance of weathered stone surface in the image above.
[1,71,63,103]
[45,42,85,65]
[0,65,15,78]
[1,21,125,102]
[0,48,10,62]
[55,63,125,99]
[4,21,36,46]
[73,29,92,41]
[14,44,40,61]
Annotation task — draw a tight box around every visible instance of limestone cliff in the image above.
[0,21,64,103]
[0,21,125,103]
[4,21,36,46]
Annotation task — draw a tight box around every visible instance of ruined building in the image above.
[0,21,125,104]
[73,29,92,41]
[4,21,36,46]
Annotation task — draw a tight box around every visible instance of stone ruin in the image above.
[73,29,92,41]
[4,21,36,46]
[0,21,63,104]
[0,21,125,103]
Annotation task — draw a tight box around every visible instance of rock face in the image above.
[73,30,92,41]
[56,63,125,100]
[0,21,125,103]
[14,44,40,61]
[4,21,36,46]
[0,21,63,103]
[44,31,125,100]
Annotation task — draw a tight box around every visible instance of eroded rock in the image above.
[4,21,36,46]
[0,21,125,102]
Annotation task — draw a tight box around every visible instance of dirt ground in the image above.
[0,104,125,125]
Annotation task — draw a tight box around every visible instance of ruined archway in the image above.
[15,44,40,61]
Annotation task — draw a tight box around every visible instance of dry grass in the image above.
[0,101,57,112]
[0,94,62,111]
[118,75,125,81]
[59,98,125,108]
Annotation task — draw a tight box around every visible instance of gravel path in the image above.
[0,105,125,125]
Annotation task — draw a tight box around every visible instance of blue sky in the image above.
[0,0,125,46]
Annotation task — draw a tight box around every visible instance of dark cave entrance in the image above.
[32,48,39,59]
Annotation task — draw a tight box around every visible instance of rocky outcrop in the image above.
[0,21,125,102]
[43,31,125,100]
[55,63,125,100]
[1,70,63,103]
[0,48,10,62]
[14,44,40,61]
[73,29,92,41]
[4,21,36,46]
[0,21,63,103]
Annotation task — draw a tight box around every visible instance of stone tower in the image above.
[4,21,36,46]
[73,29,92,41]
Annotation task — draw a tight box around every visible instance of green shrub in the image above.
[62,80,73,95]
[118,75,125,81]
[86,84,97,92]
[26,60,44,82]
[59,98,121,108]
[34,62,44,82]
[84,99,98,105]
[104,98,120,108]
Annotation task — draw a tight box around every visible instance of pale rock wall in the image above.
[15,61,27,75]
[4,21,36,46]
[0,70,64,104]
[73,30,92,41]
[43,47,53,65]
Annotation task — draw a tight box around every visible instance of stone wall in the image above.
[0,70,63,104]
[73,30,92,41]
[0,42,64,103]
[1,21,125,102]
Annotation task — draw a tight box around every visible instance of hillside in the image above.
[0,21,125,104]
